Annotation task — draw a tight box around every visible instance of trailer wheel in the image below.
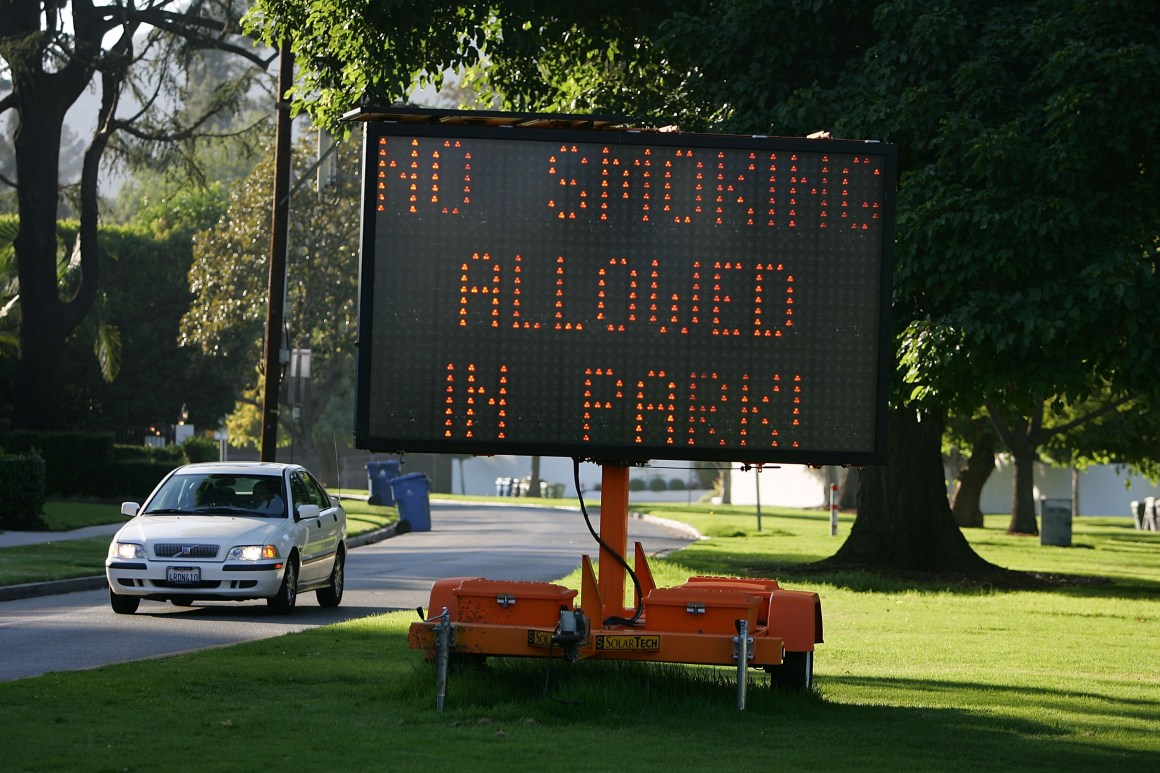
[769,650,813,692]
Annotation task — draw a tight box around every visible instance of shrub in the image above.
[0,433,191,498]
[628,477,646,491]
[0,431,114,495]
[182,435,219,463]
[100,461,173,500]
[648,476,668,492]
[0,451,47,529]
[668,477,686,490]
[111,444,186,464]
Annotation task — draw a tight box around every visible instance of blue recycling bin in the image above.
[366,460,401,506]
[391,472,432,532]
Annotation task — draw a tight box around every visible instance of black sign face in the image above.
[355,118,895,464]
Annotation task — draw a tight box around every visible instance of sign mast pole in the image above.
[260,45,294,462]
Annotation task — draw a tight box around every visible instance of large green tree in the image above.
[0,1,273,430]
[181,136,361,472]
[579,0,1160,540]
[247,0,1159,569]
[57,219,238,433]
[870,0,1160,534]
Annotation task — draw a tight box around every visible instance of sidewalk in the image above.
[0,522,123,549]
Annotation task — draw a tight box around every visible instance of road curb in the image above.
[0,576,109,602]
[630,511,705,541]
[0,523,401,603]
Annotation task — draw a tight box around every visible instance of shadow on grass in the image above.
[827,673,1160,725]
[657,550,1160,600]
[414,658,1155,771]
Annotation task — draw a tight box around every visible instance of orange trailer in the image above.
[407,464,822,709]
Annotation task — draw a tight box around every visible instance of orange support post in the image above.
[598,464,630,620]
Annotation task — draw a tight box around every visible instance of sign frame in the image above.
[353,110,896,465]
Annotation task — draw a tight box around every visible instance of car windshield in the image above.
[142,473,287,518]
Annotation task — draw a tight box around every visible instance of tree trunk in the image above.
[529,455,541,498]
[12,89,70,429]
[8,10,103,430]
[1007,444,1040,535]
[1071,467,1080,519]
[823,407,995,573]
[838,466,859,510]
[949,430,996,528]
[719,462,732,505]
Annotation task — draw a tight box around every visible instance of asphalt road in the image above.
[0,502,695,682]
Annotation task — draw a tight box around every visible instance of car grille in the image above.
[153,543,220,559]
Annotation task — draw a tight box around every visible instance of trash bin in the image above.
[366,460,401,506]
[1040,498,1072,547]
[391,472,431,532]
[1144,497,1158,531]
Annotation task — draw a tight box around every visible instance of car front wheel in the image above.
[267,557,299,614]
[316,549,345,608]
[109,587,140,615]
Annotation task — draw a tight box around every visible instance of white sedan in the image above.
[106,462,347,615]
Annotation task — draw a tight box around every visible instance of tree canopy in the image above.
[182,135,361,471]
[250,1,1160,563]
[0,0,274,430]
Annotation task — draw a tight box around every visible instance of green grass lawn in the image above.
[39,500,125,531]
[2,504,1158,771]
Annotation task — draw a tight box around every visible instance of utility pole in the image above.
[260,45,294,461]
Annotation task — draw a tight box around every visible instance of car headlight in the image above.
[110,542,146,559]
[226,545,280,561]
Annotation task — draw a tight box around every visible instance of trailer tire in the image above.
[769,650,813,693]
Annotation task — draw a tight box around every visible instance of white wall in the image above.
[730,460,1160,517]
[452,456,702,500]
[731,465,835,509]
[455,455,594,497]
[975,458,1160,517]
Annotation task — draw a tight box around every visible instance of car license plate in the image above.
[167,566,200,584]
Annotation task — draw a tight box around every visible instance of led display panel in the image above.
[355,117,896,464]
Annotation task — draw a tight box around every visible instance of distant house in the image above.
[347,454,704,501]
[730,461,1160,517]
[449,456,706,500]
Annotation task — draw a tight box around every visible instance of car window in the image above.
[303,471,333,508]
[290,471,329,510]
[143,475,196,512]
[144,473,286,516]
[241,475,286,517]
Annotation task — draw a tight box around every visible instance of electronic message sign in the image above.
[354,112,896,464]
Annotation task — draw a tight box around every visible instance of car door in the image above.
[290,470,341,584]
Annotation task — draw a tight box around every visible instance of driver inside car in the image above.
[251,479,285,516]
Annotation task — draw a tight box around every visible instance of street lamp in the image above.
[174,403,193,445]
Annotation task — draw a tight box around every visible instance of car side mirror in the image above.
[121,502,140,518]
[296,504,321,522]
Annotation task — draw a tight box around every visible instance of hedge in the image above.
[0,452,48,530]
[0,432,185,500]
[0,432,115,495]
